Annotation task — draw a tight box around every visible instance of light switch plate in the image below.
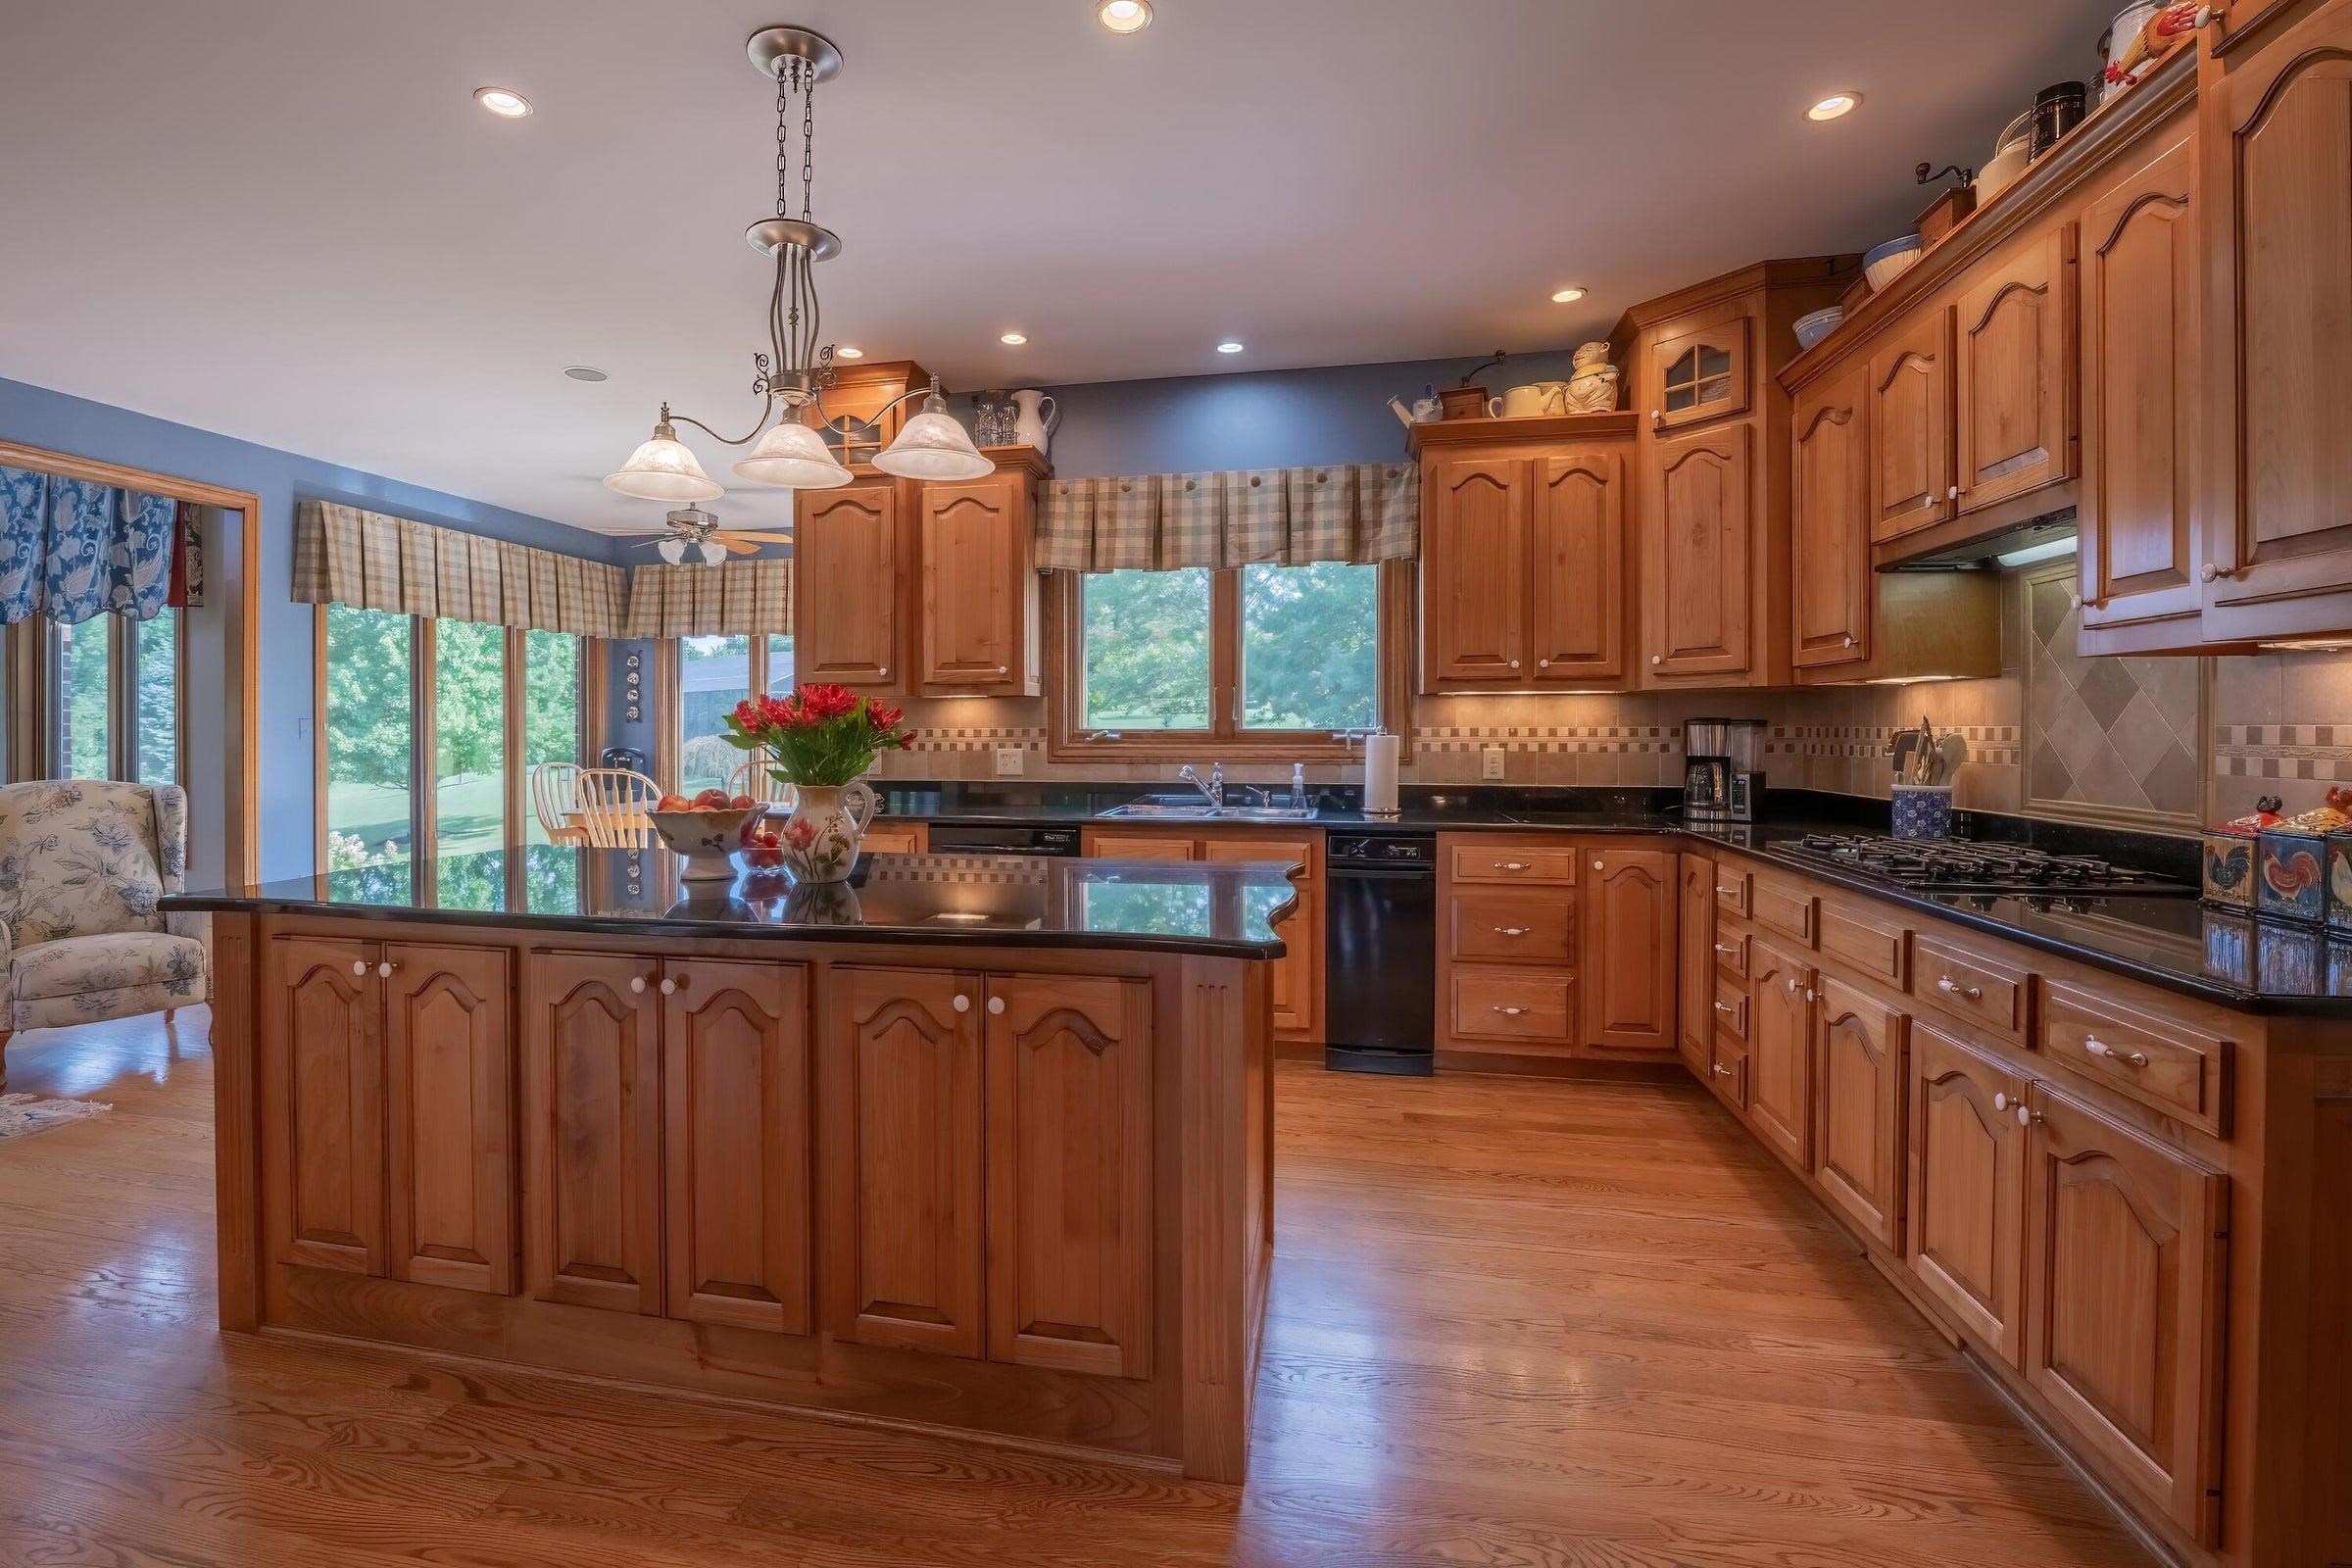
[995,746,1026,777]
[1482,746,1507,781]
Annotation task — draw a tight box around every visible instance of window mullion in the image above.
[110,614,133,782]
[1210,568,1239,741]
[413,616,437,891]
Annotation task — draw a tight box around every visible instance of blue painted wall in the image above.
[0,374,619,884]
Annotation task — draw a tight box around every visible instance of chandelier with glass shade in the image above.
[602,24,993,516]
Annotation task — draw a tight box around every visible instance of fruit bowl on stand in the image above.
[649,789,762,882]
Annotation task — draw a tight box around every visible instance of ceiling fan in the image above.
[618,505,793,564]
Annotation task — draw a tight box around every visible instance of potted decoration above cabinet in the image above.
[1408,412,1638,694]
[791,446,1051,698]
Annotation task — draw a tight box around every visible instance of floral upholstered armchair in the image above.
[0,780,207,1090]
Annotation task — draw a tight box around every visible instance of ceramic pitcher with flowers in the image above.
[725,684,916,884]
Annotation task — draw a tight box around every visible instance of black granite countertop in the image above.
[164,846,1297,960]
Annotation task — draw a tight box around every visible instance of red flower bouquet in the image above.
[723,683,916,790]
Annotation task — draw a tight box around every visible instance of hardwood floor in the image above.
[0,1010,2151,1566]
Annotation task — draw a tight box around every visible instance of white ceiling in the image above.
[0,0,2112,532]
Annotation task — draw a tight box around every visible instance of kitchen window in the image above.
[1054,561,1405,760]
[1,612,187,787]
[657,632,793,796]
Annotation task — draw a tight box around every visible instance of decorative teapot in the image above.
[1388,383,1443,427]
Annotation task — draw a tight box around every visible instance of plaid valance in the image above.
[1036,463,1419,572]
[293,501,625,637]
[619,558,794,638]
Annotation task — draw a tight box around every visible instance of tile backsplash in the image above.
[867,566,2352,835]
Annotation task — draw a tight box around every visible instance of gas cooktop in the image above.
[1781,832,2198,898]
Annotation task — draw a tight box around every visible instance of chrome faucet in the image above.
[1178,762,1224,809]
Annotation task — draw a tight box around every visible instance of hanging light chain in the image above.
[801,59,816,221]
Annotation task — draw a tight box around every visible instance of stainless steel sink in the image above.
[1098,800,1318,822]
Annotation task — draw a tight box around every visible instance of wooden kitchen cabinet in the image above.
[1955,224,2077,515]
[1648,317,1750,431]
[1867,306,1955,541]
[1906,1020,2027,1367]
[1789,361,1872,670]
[831,967,986,1357]
[2198,0,2352,642]
[524,951,665,1316]
[661,958,811,1335]
[1746,935,1814,1169]
[383,945,514,1296]
[2078,119,2205,653]
[2023,1081,2228,1544]
[919,454,1044,696]
[1413,420,1636,693]
[1087,826,1321,1042]
[1580,847,1678,1053]
[984,974,1154,1379]
[794,477,911,691]
[265,936,384,1276]
[1642,423,1752,680]
[1677,854,1715,1078]
[1810,977,1907,1250]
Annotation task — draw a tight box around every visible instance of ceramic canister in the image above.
[2258,827,2328,924]
[2201,829,2259,909]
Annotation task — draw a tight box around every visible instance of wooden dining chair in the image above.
[529,760,587,845]
[727,758,798,809]
[569,767,662,848]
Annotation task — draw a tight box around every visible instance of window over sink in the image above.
[1055,560,1403,760]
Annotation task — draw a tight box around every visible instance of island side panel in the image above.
[210,910,262,1332]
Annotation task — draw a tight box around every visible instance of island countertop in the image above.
[163,845,1298,959]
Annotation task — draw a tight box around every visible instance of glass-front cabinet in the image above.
[1648,318,1750,431]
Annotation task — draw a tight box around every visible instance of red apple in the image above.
[730,794,757,810]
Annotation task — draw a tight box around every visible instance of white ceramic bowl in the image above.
[649,807,761,882]
[1977,142,2031,206]
[1793,307,1845,352]
[1863,234,1924,293]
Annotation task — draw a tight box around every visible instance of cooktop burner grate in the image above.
[1783,832,2196,897]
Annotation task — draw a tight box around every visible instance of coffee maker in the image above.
[1683,718,1766,822]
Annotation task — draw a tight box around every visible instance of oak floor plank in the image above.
[0,1009,2152,1566]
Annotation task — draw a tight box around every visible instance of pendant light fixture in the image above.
[603,25,991,506]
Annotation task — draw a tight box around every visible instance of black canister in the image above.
[2032,81,2087,157]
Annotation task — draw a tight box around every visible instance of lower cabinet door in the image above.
[524,952,665,1315]
[1677,854,1716,1076]
[266,936,384,1275]
[1746,937,1815,1167]
[2023,1082,2228,1545]
[983,974,1154,1378]
[1203,836,1318,1038]
[1810,978,1907,1250]
[1580,848,1679,1051]
[383,945,514,1295]
[662,959,811,1334]
[833,967,985,1356]
[1906,1023,2027,1366]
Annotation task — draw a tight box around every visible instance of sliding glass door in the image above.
[322,605,416,868]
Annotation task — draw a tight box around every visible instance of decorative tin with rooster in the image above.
[2328,833,2352,933]
[2203,797,2279,909]
[2256,793,2352,924]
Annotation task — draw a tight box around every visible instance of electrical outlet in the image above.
[995,746,1026,777]
[1482,746,1507,781]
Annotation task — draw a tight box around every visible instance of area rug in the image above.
[0,1093,113,1142]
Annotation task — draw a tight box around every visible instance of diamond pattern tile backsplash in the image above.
[2022,566,2204,827]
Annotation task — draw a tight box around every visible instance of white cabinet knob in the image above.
[2017,1103,2039,1126]
[1841,635,1856,649]
[953,994,971,1013]
[659,977,677,996]
[1714,1001,1734,1014]
[352,959,368,976]
[1804,988,1816,1004]
[878,665,889,677]
[987,996,1005,1015]
[1592,859,1603,871]
[2200,563,2238,583]
[1650,410,1663,423]
[1650,655,1663,666]
[629,976,648,994]
[997,664,1008,675]
[1947,485,1961,500]
[2069,593,2083,610]
[1537,659,1550,669]
[1993,1092,2010,1111]
[376,961,396,978]
[1508,659,1521,670]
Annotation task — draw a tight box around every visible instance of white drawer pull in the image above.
[1714,942,1735,956]
[1714,1001,1735,1014]
[1711,1062,1733,1078]
[2084,1037,2149,1068]
[1491,1004,1529,1017]
[1494,926,1530,937]
[1494,860,1530,872]
[1936,974,1982,1002]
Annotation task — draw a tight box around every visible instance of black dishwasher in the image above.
[1322,830,1437,1076]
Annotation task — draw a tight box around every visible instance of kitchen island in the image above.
[170,846,1293,1481]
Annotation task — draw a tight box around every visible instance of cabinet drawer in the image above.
[1751,872,1818,945]
[1820,899,1909,987]
[1713,866,1752,919]
[1708,1033,1750,1111]
[1449,967,1574,1043]
[1912,932,2029,1041]
[2038,981,2231,1137]
[1713,921,1752,982]
[1448,842,1581,886]
[1712,979,1750,1042]
[1449,891,1575,963]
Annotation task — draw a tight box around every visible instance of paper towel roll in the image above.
[1363,731,1401,815]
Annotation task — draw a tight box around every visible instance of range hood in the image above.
[1879,503,2079,571]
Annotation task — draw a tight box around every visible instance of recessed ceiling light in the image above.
[1000,331,1028,345]
[474,86,533,119]
[1098,0,1153,33]
[836,345,864,359]
[563,365,608,382]
[1806,92,1861,122]
[1550,287,1587,304]
[1216,340,1245,354]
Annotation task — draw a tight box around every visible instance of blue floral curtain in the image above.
[0,465,178,625]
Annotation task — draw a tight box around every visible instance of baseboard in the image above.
[1433,1049,1688,1083]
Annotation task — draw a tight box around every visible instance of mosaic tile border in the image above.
[2215,724,2352,782]
[1413,725,1675,755]
[1767,724,2022,768]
